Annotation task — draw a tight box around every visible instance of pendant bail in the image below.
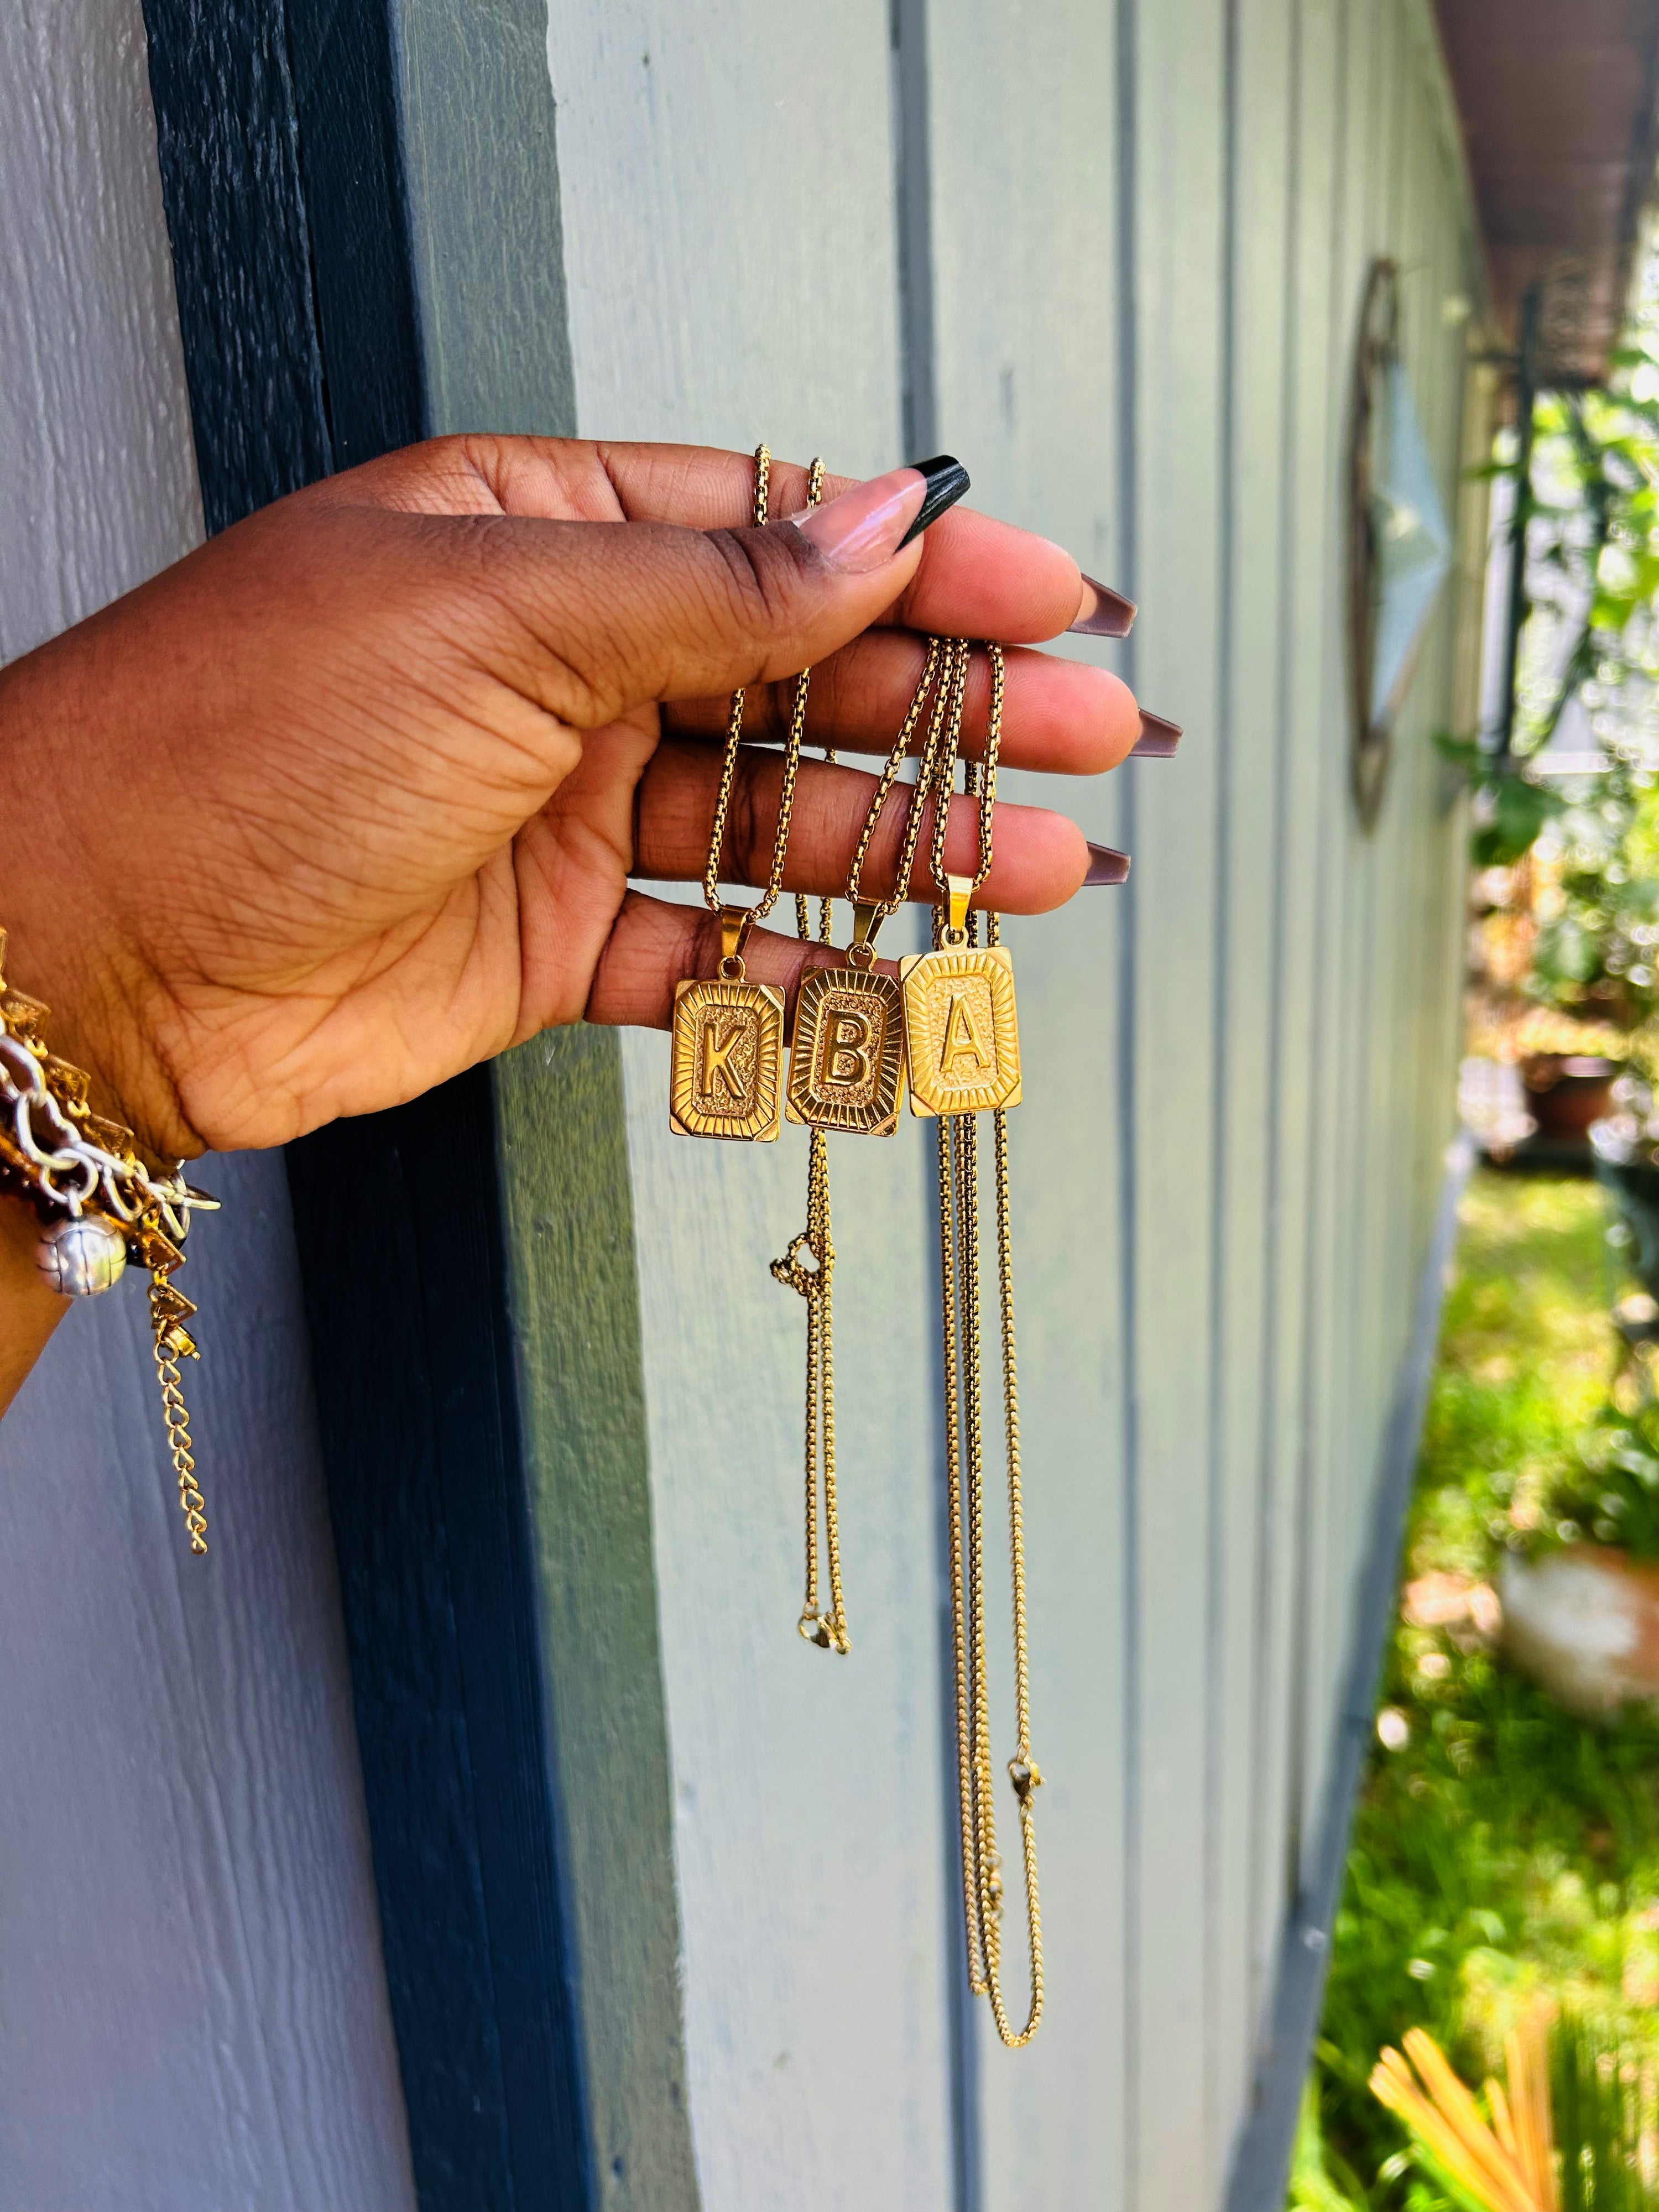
[848,900,884,970]
[718,903,756,978]
[945,874,974,941]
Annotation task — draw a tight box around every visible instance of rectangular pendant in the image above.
[670,976,785,1140]
[786,964,906,1135]
[899,944,1022,1118]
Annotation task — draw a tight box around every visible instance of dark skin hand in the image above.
[0,435,1141,1405]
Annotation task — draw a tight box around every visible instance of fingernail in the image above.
[1131,711,1182,758]
[1069,573,1137,638]
[1084,842,1131,885]
[899,456,972,547]
[786,456,969,573]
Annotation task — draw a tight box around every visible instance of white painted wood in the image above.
[1250,0,1347,2014]
[545,6,958,2205]
[539,2,1485,2204]
[0,9,415,2206]
[926,2,1130,2202]
[1127,2,1230,2204]
[1213,0,1298,2159]
[1327,0,1407,1796]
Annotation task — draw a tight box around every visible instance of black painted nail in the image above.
[1084,842,1131,885]
[1131,711,1182,758]
[899,455,971,547]
[1068,573,1138,638]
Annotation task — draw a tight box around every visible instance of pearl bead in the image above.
[36,1215,128,1297]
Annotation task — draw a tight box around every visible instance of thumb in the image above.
[462,458,971,729]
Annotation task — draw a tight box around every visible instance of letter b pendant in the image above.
[786,963,906,1135]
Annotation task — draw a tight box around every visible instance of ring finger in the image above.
[633,738,1092,915]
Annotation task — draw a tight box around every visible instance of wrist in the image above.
[0,1192,69,1415]
[0,652,202,1162]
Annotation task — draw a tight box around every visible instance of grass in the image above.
[1297,1170,1659,2211]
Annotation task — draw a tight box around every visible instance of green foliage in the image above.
[1447,336,1659,880]
[1288,2085,1373,2212]
[1553,2013,1659,2212]
[1434,737,1563,867]
[1540,1402,1659,1561]
[1525,764,1659,1028]
[1511,375,1659,760]
[1309,1173,1659,2210]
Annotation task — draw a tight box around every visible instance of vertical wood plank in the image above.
[390,3,700,2195]
[1249,0,1345,2027]
[1211,0,1297,2158]
[926,1,1129,2201]
[1320,0,1396,1749]
[544,4,957,2204]
[1127,0,1228,2201]
[1296,0,1364,1873]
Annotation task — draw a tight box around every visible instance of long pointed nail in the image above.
[1069,574,1137,638]
[1131,711,1182,758]
[786,456,969,573]
[1084,842,1131,885]
[900,456,972,546]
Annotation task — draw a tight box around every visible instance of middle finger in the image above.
[664,633,1140,778]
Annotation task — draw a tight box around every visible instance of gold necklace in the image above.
[668,440,1046,2037]
[773,634,972,1655]
[669,444,817,1142]
[922,651,1044,2048]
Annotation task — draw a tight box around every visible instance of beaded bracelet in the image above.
[0,926,217,1552]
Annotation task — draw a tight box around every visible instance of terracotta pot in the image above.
[1521,1056,1618,1141]
[1501,1547,1659,1716]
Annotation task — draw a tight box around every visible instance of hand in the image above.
[0,436,1141,1162]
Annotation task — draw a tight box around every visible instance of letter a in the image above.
[939,990,990,1076]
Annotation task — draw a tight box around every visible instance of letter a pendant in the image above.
[671,908,785,1141]
[787,909,906,1136]
[901,877,1022,1119]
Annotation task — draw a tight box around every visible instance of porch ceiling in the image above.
[1434,0,1659,382]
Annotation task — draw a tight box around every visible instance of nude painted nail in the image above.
[785,456,969,573]
[1069,573,1137,638]
[1131,711,1182,758]
[1084,842,1131,885]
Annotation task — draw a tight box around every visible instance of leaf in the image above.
[1472,775,1563,868]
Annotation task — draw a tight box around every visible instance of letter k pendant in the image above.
[670,908,785,1140]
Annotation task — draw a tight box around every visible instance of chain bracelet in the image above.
[0,925,219,1553]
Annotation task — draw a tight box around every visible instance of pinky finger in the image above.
[585,890,902,1031]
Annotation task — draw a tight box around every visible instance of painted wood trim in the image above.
[138,4,692,2205]
[286,1078,592,2206]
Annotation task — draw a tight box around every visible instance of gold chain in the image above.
[768,456,851,1652]
[776,628,977,1651]
[936,658,1043,2048]
[150,1270,208,1552]
[701,445,810,922]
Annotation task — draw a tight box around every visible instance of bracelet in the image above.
[0,925,217,1552]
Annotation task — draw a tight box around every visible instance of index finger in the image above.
[460,435,1090,647]
[594,441,1087,647]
